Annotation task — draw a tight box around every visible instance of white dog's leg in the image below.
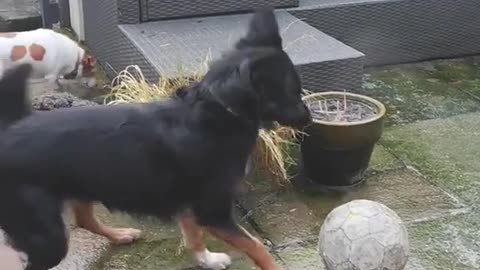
[45,74,63,91]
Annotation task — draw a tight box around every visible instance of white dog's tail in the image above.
[0,64,32,129]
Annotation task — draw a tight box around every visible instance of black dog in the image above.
[0,8,311,270]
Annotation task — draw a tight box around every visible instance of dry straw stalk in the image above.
[105,62,302,184]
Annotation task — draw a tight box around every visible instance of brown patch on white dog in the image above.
[10,45,27,61]
[0,32,17,38]
[29,43,46,61]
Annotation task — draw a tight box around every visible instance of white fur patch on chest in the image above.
[0,228,29,270]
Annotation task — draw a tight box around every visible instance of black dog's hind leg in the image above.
[190,190,280,270]
[73,201,142,245]
[0,185,68,270]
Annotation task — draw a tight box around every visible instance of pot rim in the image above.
[302,91,386,126]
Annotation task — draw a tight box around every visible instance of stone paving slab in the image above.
[55,203,252,270]
[253,108,480,269]
[244,167,466,247]
[381,111,480,204]
[95,237,259,270]
[92,207,261,270]
[276,240,427,270]
[243,144,405,198]
[53,204,180,270]
[53,227,109,270]
[408,213,480,270]
[361,57,480,126]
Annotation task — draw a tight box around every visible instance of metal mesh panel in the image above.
[82,0,159,82]
[116,0,141,24]
[290,0,480,66]
[144,0,298,21]
[297,57,364,93]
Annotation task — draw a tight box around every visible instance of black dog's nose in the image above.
[299,103,312,123]
[289,103,312,129]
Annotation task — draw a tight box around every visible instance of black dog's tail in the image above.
[0,64,32,129]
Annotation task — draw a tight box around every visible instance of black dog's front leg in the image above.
[244,154,254,178]
[206,220,280,270]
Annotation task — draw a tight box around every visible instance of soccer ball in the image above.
[318,199,409,270]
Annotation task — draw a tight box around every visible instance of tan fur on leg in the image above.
[179,215,232,270]
[72,201,141,245]
[207,225,280,270]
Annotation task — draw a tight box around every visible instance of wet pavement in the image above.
[26,56,480,269]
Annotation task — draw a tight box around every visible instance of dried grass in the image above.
[104,61,302,184]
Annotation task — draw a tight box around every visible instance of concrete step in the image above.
[141,0,299,21]
[289,0,480,66]
[0,0,42,32]
[113,11,364,92]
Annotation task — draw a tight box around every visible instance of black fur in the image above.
[0,64,32,129]
[0,8,311,270]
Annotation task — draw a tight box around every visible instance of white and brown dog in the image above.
[0,28,96,89]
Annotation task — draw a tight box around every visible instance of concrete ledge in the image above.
[0,0,41,32]
[119,11,364,91]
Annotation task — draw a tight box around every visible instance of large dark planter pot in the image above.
[300,91,386,190]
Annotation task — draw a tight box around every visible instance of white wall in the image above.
[69,0,85,41]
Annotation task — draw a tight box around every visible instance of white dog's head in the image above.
[64,49,97,88]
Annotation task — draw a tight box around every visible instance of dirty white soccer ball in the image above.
[318,199,409,270]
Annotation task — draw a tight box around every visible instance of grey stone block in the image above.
[119,11,364,91]
[0,0,41,32]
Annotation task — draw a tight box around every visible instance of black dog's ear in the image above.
[236,8,282,50]
[205,58,260,122]
[0,64,32,127]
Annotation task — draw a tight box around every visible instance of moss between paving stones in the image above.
[94,237,258,270]
[409,212,480,269]
[277,244,326,270]
[378,111,480,269]
[368,145,404,172]
[80,205,180,242]
[361,58,480,126]
[243,168,462,253]
[381,112,480,204]
[242,146,401,246]
[92,210,260,270]
[267,109,480,269]
[243,144,402,197]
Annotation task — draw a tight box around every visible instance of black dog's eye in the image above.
[175,87,188,98]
